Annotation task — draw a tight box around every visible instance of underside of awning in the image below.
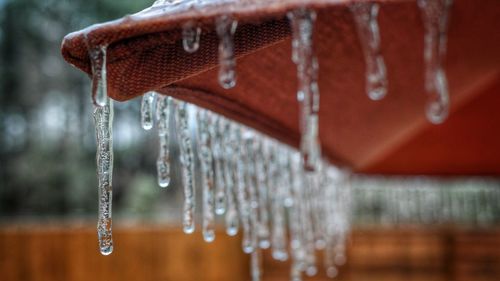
[61,0,500,175]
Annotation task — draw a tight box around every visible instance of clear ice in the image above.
[418,0,453,124]
[93,97,114,255]
[216,15,238,89]
[211,116,227,215]
[197,109,216,242]
[87,44,108,107]
[222,118,239,236]
[182,21,201,53]
[156,95,172,188]
[350,2,388,101]
[141,91,157,130]
[175,100,196,234]
[288,9,321,172]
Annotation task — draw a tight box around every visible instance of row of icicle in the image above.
[85,0,454,280]
[142,94,352,280]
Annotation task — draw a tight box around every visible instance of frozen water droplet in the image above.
[418,0,453,124]
[87,43,108,107]
[141,92,157,130]
[288,9,321,171]
[197,109,216,242]
[350,3,388,100]
[156,95,172,188]
[175,100,196,234]
[93,97,114,255]
[425,61,449,124]
[216,15,238,89]
[326,266,338,278]
[182,22,201,53]
[306,265,318,277]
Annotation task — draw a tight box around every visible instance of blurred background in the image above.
[0,0,499,281]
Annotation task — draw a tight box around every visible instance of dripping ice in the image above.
[350,2,388,101]
[175,100,196,234]
[86,43,108,107]
[418,0,453,124]
[156,95,172,188]
[141,91,157,130]
[93,97,114,256]
[197,109,216,242]
[182,21,201,53]
[288,9,321,172]
[216,15,238,89]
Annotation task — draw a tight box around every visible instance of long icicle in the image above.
[216,15,238,89]
[234,126,253,253]
[197,109,216,242]
[350,2,388,100]
[222,118,239,236]
[244,132,261,253]
[254,138,270,249]
[93,97,114,255]
[175,100,196,234]
[289,9,321,172]
[418,0,453,124]
[141,92,157,130]
[211,115,227,215]
[270,145,289,261]
[156,95,172,188]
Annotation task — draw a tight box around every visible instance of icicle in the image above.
[211,115,227,215]
[182,21,201,53]
[350,3,388,100]
[141,92,157,130]
[243,131,261,253]
[303,174,318,277]
[175,100,196,234]
[197,109,216,242]
[93,97,114,255]
[289,154,307,277]
[270,145,288,261]
[156,95,172,188]
[288,9,321,171]
[87,43,108,107]
[232,125,252,252]
[418,0,453,124]
[216,15,238,89]
[251,249,262,281]
[254,138,270,249]
[222,118,239,236]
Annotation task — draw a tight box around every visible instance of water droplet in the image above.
[156,95,172,188]
[182,22,201,53]
[216,15,238,89]
[93,97,114,255]
[350,3,388,100]
[175,100,196,234]
[141,92,157,130]
[418,0,453,124]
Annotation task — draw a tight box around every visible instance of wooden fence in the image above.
[1,226,499,281]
